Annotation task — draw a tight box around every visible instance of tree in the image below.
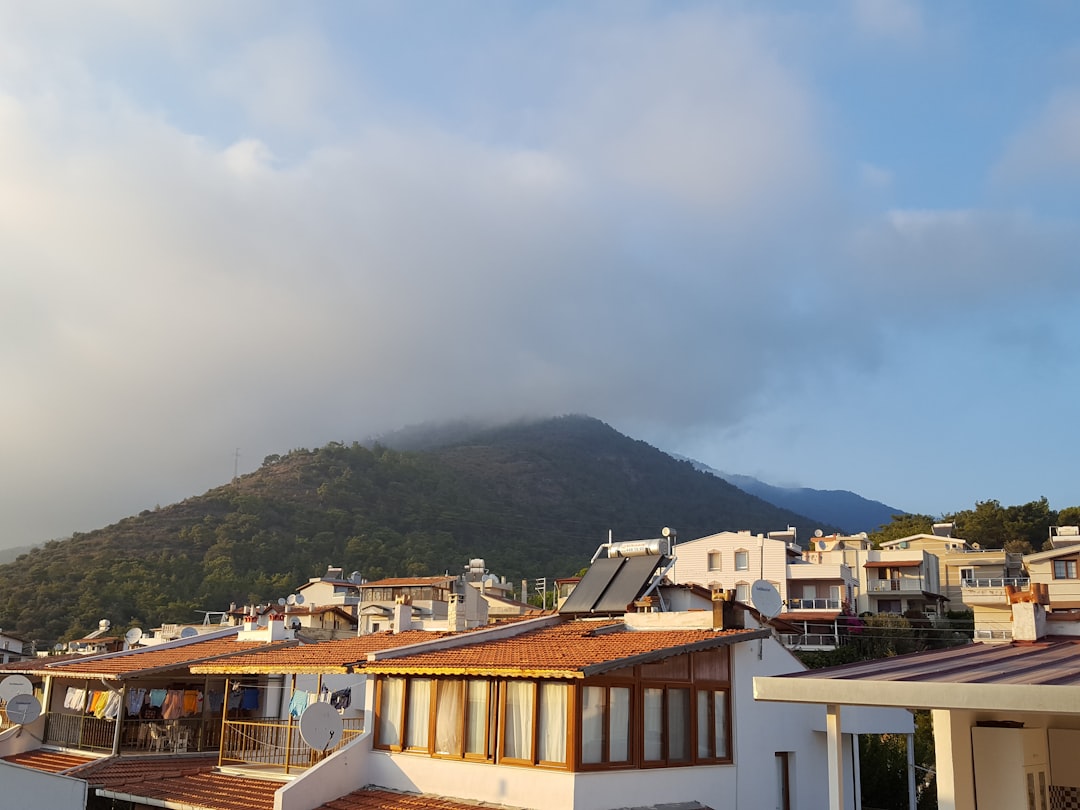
[869,514,935,547]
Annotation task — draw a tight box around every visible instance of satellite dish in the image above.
[53,643,64,652]
[750,580,783,619]
[835,541,845,550]
[817,540,827,551]
[179,627,199,639]
[298,702,344,751]
[349,571,363,583]
[286,594,296,606]
[5,693,41,725]
[0,675,33,703]
[277,597,287,607]
[294,594,305,605]
[814,529,824,538]
[661,527,672,538]
[125,627,144,646]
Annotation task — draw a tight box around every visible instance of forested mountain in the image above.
[0,416,824,647]
[703,469,906,534]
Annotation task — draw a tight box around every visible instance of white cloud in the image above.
[994,89,1080,185]
[850,0,924,43]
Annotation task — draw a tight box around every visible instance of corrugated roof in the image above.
[190,631,456,675]
[364,619,763,678]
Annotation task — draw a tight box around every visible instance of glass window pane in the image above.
[465,680,488,755]
[668,688,690,762]
[405,678,431,749]
[714,691,728,759]
[696,690,711,759]
[537,683,567,763]
[434,680,463,756]
[378,677,403,747]
[504,681,534,760]
[582,686,604,764]
[609,687,629,762]
[644,688,663,761]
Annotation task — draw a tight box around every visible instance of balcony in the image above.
[961,577,1030,606]
[219,716,364,773]
[868,578,927,594]
[778,633,842,650]
[786,598,842,611]
[45,713,221,754]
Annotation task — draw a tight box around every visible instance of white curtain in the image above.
[378,677,404,747]
[537,682,567,763]
[609,687,629,762]
[714,690,729,759]
[465,680,488,755]
[503,681,533,760]
[668,688,690,762]
[581,686,604,764]
[434,680,463,755]
[644,688,663,761]
[405,678,431,749]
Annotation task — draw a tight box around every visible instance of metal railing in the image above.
[868,579,925,593]
[778,633,841,649]
[45,713,219,754]
[973,628,1013,641]
[219,716,364,773]
[786,598,841,610]
[961,577,1030,590]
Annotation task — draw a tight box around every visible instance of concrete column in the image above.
[827,703,845,810]
[932,709,976,810]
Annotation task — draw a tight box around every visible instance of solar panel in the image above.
[594,555,662,613]
[558,557,624,614]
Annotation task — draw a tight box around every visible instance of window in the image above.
[377,677,405,747]
[431,678,494,760]
[734,582,750,602]
[696,689,730,761]
[405,678,432,750]
[734,550,749,571]
[465,680,493,758]
[503,681,534,761]
[581,685,631,766]
[501,680,568,766]
[434,680,463,756]
[1054,560,1078,579]
[537,683,567,764]
[643,686,691,765]
[707,551,721,571]
[959,567,975,583]
[776,752,792,810]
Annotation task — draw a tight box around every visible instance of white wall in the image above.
[0,761,86,810]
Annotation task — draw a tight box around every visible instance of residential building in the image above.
[357,575,488,634]
[756,600,1080,810]
[0,630,27,664]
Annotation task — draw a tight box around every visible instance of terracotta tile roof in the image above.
[864,560,923,568]
[365,619,763,678]
[360,576,455,588]
[43,635,295,680]
[1,749,97,773]
[316,787,523,810]
[85,755,281,810]
[190,631,456,675]
[0,653,84,672]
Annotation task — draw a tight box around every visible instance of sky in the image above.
[2,1,1079,549]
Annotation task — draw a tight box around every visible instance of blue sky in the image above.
[2,1,1079,548]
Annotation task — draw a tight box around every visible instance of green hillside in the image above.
[0,415,823,647]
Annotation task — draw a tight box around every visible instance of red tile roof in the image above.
[864,560,922,568]
[1,749,97,773]
[190,631,456,675]
[364,619,763,678]
[43,635,295,679]
[98,766,281,810]
[0,653,84,672]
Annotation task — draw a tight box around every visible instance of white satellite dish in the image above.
[277,597,287,606]
[5,693,41,725]
[298,701,343,751]
[125,627,144,646]
[286,594,296,606]
[294,594,305,605]
[814,529,824,538]
[750,580,783,619]
[179,627,199,639]
[0,675,33,703]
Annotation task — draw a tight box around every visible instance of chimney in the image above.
[392,596,412,633]
[1012,601,1046,641]
[448,592,466,632]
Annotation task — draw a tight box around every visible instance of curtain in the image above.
[714,690,729,759]
[581,686,604,764]
[696,690,710,759]
[668,687,690,762]
[405,678,431,749]
[537,682,567,763]
[609,687,629,762]
[465,680,488,755]
[378,677,404,747]
[434,680,463,756]
[503,681,533,760]
[644,688,663,761]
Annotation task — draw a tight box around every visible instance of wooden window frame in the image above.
[373,676,406,752]
[496,679,572,770]
[693,686,733,764]
[1054,559,1078,580]
[576,681,634,771]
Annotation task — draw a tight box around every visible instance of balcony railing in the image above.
[778,633,841,649]
[961,577,1030,590]
[973,628,1013,641]
[45,713,220,754]
[868,579,925,593]
[786,598,841,611]
[219,716,364,773]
